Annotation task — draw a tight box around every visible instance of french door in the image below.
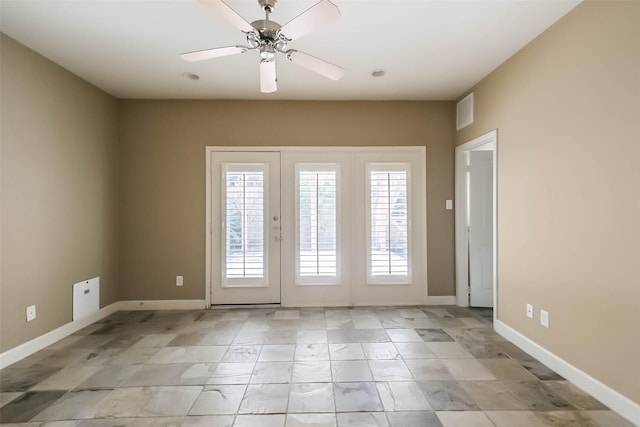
[210,152,281,304]
[208,148,426,307]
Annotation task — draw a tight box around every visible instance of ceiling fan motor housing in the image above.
[249,19,288,53]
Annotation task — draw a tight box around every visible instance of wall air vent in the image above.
[73,277,99,321]
[456,92,474,130]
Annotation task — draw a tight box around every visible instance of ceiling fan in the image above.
[181,0,345,93]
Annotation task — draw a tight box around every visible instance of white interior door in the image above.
[210,152,281,304]
[469,150,494,307]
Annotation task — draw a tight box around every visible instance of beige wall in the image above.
[119,100,456,301]
[456,2,640,403]
[0,34,120,352]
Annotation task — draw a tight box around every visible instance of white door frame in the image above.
[455,131,498,318]
[206,146,428,308]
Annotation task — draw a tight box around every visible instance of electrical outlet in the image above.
[176,276,183,287]
[526,303,534,319]
[26,305,36,322]
[540,310,549,328]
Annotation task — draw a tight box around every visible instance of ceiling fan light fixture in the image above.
[260,59,277,93]
[260,44,276,60]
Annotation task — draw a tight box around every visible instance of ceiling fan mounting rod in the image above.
[258,0,277,14]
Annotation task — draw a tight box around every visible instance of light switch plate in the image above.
[540,310,549,328]
[176,276,183,287]
[445,199,453,210]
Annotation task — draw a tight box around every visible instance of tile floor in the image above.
[0,306,634,426]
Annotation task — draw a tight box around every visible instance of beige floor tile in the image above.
[404,359,454,381]
[376,381,431,411]
[208,362,254,384]
[148,346,227,364]
[286,413,337,427]
[480,359,538,381]
[0,392,23,407]
[331,360,373,382]
[139,385,201,417]
[329,343,365,360]
[189,384,247,415]
[295,344,330,361]
[394,342,436,359]
[362,343,400,360]
[460,380,528,410]
[94,386,158,418]
[428,342,474,359]
[441,359,496,380]
[181,415,235,426]
[258,345,295,362]
[131,334,176,348]
[534,410,600,426]
[234,414,286,426]
[289,383,335,413]
[292,361,332,383]
[485,410,546,426]
[31,367,102,391]
[297,330,328,344]
[436,411,495,427]
[33,390,113,421]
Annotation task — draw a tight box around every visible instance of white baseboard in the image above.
[0,302,120,370]
[495,320,640,425]
[425,295,456,305]
[118,299,207,311]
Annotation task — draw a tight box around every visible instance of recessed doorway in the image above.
[455,131,497,314]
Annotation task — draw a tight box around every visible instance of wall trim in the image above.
[424,296,456,305]
[119,300,207,311]
[495,320,640,425]
[0,301,120,370]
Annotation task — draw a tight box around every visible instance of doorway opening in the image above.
[455,131,497,317]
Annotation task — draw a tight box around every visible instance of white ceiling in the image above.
[0,0,580,100]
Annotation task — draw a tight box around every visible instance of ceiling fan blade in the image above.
[200,0,254,33]
[279,0,340,41]
[286,50,344,80]
[260,60,277,93]
[181,45,248,62]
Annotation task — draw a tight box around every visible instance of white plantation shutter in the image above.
[367,163,411,284]
[296,164,339,284]
[223,164,268,286]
